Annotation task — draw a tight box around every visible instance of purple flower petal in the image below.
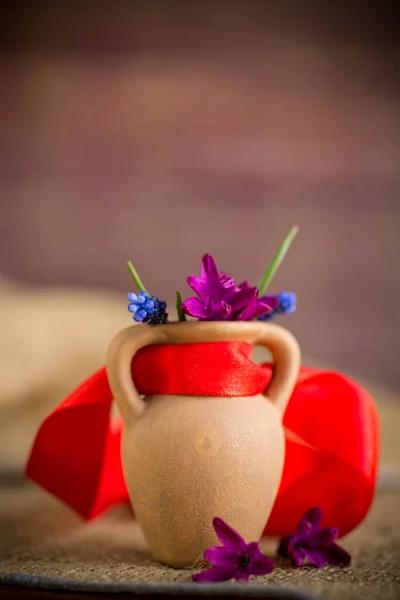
[192,565,237,583]
[258,296,280,319]
[247,556,275,575]
[246,541,261,553]
[317,542,351,567]
[302,547,328,568]
[293,538,350,569]
[294,509,322,538]
[181,297,213,319]
[235,571,249,582]
[237,280,253,291]
[261,295,280,309]
[302,507,323,530]
[233,283,281,321]
[200,256,236,308]
[212,517,246,553]
[201,254,220,282]
[204,545,238,568]
[229,303,256,322]
[211,301,232,319]
[232,289,259,321]
[253,296,279,319]
[310,528,339,546]
[288,540,307,567]
[219,272,236,289]
[234,281,257,303]
[250,299,277,320]
[187,275,208,304]
[278,507,351,570]
[246,542,275,575]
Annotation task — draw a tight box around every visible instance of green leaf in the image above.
[176,290,186,321]
[127,260,148,294]
[257,225,299,295]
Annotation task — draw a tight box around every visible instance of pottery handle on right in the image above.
[256,324,301,415]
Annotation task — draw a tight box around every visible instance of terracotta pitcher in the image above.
[106,321,300,567]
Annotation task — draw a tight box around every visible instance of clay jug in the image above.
[106,321,300,567]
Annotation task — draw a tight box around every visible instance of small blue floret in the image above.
[127,291,168,324]
[276,292,296,315]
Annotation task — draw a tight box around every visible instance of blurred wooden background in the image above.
[0,1,399,388]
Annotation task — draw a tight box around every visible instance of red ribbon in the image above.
[26,342,379,537]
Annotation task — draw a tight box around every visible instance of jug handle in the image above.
[106,321,301,423]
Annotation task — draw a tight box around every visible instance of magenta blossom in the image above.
[182,254,279,321]
[278,507,351,568]
[192,517,274,583]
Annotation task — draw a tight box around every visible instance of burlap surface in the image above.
[0,484,399,600]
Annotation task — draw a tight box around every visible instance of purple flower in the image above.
[192,517,274,583]
[182,255,278,321]
[278,507,351,568]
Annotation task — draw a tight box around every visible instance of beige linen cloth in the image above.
[0,280,127,470]
[0,280,399,599]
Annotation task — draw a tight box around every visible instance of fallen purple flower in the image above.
[278,507,351,568]
[192,517,274,583]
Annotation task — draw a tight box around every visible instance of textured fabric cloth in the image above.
[0,484,399,600]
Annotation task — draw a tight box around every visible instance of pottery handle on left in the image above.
[106,325,160,423]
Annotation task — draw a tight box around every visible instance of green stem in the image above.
[176,290,187,321]
[257,225,299,295]
[127,260,149,294]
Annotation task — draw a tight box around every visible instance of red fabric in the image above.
[26,342,379,536]
[264,366,379,536]
[132,342,270,396]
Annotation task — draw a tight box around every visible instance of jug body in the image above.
[122,392,285,567]
[107,321,300,567]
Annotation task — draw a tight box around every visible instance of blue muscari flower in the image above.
[276,291,296,315]
[259,292,296,321]
[127,291,155,322]
[127,291,168,324]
